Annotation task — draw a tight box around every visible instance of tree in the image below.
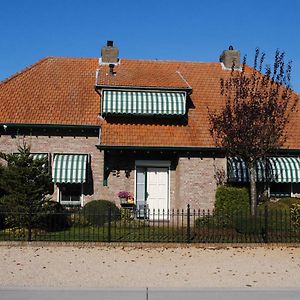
[209,48,299,215]
[0,143,52,240]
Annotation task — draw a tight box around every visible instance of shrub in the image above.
[120,208,134,221]
[263,197,300,210]
[40,201,71,231]
[195,212,229,229]
[234,213,265,234]
[195,187,250,229]
[70,212,90,226]
[291,203,300,229]
[215,186,250,213]
[81,200,120,226]
[0,203,7,229]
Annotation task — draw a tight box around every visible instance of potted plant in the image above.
[117,191,131,204]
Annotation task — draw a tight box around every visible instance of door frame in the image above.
[135,160,171,212]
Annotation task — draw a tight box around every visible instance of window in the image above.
[270,183,291,197]
[58,183,82,206]
[52,154,89,206]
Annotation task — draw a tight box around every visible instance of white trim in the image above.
[57,183,83,206]
[220,62,242,71]
[134,160,171,215]
[80,184,84,206]
[98,57,121,66]
[56,185,60,203]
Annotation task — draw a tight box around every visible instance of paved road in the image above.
[1,288,300,300]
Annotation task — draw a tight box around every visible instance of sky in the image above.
[1,0,300,93]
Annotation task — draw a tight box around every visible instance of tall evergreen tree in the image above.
[0,143,52,239]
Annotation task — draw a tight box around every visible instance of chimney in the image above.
[220,46,240,69]
[101,40,119,64]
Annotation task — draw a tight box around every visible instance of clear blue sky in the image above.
[1,0,300,93]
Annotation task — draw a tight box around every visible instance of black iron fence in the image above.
[0,205,299,243]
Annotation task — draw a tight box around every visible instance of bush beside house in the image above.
[215,186,250,213]
[81,200,120,226]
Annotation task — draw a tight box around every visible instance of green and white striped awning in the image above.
[227,157,267,182]
[13,153,48,160]
[52,154,88,183]
[227,157,300,183]
[101,90,186,116]
[32,153,48,160]
[268,157,300,183]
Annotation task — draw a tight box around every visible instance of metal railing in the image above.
[0,205,299,243]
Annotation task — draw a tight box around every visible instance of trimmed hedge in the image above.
[215,186,250,213]
[81,200,120,226]
[195,186,251,229]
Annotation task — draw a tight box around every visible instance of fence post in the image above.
[108,206,111,243]
[187,204,191,243]
[264,205,269,243]
[28,211,32,242]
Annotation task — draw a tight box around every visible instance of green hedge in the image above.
[81,200,120,226]
[195,186,250,229]
[215,186,250,213]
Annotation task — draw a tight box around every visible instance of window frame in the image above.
[57,183,83,206]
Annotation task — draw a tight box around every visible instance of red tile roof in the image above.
[0,57,299,149]
[0,57,100,126]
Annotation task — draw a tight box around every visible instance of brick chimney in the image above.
[220,46,241,69]
[101,40,119,64]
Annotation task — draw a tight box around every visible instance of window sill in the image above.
[60,201,81,205]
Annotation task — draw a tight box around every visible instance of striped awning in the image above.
[101,90,186,116]
[268,157,300,183]
[227,157,300,183]
[13,153,48,160]
[52,154,88,183]
[32,153,48,160]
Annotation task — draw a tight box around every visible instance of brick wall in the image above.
[0,135,226,209]
[0,134,106,205]
[104,152,225,210]
[175,157,226,210]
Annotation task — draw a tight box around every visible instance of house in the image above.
[1,41,300,211]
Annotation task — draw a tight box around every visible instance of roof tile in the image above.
[0,57,299,149]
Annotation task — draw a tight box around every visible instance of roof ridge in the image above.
[0,57,54,86]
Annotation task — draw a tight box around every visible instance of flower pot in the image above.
[119,197,128,204]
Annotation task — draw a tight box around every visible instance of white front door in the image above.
[147,167,169,213]
[135,165,169,218]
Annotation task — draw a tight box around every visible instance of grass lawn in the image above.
[0,199,299,243]
[0,219,188,243]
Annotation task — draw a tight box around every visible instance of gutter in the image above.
[96,144,224,154]
[0,123,100,130]
[96,145,300,156]
[0,123,100,137]
[94,84,193,95]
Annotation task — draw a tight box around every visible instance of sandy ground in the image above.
[0,244,299,288]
